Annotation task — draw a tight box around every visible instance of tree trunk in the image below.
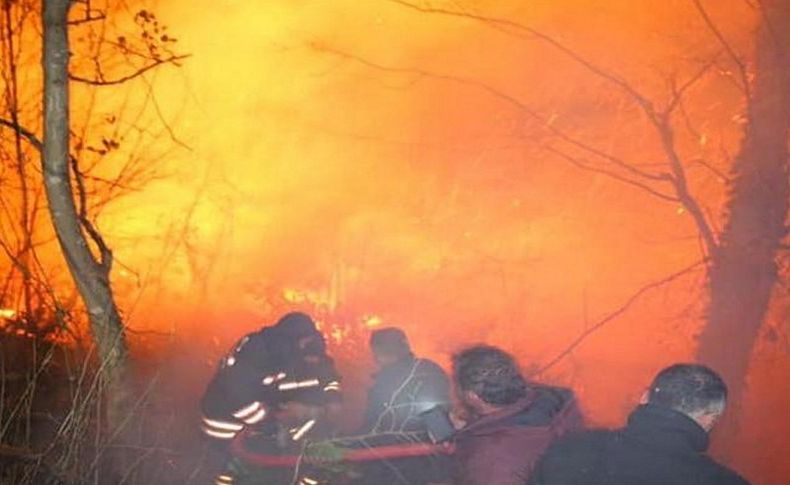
[41,0,130,425]
[697,0,790,441]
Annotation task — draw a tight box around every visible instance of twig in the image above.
[0,443,41,460]
[68,54,190,86]
[546,146,678,202]
[388,0,655,112]
[69,155,113,274]
[384,1,721,255]
[313,45,667,183]
[692,0,751,98]
[532,259,706,376]
[0,118,43,151]
[665,57,719,115]
[67,13,106,26]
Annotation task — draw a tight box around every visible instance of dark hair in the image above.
[370,327,412,360]
[453,345,528,406]
[648,363,727,415]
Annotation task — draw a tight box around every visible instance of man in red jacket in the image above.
[450,345,582,485]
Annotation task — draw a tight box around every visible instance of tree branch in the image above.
[688,157,731,183]
[387,0,721,255]
[532,259,707,377]
[0,443,42,461]
[66,13,106,26]
[0,118,43,150]
[691,0,751,98]
[68,54,190,86]
[652,114,719,254]
[313,44,669,183]
[0,117,115,271]
[388,0,657,114]
[665,57,719,116]
[546,146,679,202]
[70,155,112,275]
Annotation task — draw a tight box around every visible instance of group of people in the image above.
[199,312,750,485]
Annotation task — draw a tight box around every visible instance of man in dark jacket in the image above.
[451,345,582,485]
[529,363,750,485]
[363,327,451,434]
[356,327,451,484]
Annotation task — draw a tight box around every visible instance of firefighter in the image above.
[200,312,342,485]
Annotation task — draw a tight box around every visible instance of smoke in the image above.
[112,0,710,347]
[84,1,788,482]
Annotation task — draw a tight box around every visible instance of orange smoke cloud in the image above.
[60,1,786,483]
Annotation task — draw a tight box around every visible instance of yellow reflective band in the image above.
[243,407,267,424]
[278,379,320,391]
[300,477,319,485]
[232,401,261,419]
[262,371,288,385]
[323,381,341,392]
[202,417,244,431]
[202,426,237,440]
[291,419,316,441]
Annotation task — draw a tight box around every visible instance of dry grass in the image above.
[0,332,213,485]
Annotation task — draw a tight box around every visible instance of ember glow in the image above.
[0,0,787,483]
[0,308,16,319]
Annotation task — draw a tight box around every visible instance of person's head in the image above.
[643,363,728,432]
[370,327,413,368]
[274,312,326,363]
[452,345,528,416]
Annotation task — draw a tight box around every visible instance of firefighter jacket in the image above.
[199,328,342,443]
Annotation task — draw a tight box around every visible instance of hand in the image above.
[449,409,468,430]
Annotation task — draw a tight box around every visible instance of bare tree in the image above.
[43,0,130,424]
[697,0,790,435]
